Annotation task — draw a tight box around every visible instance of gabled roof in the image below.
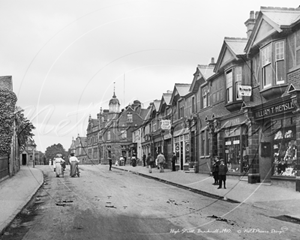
[245,6,300,53]
[214,37,247,72]
[262,6,300,27]
[170,83,191,105]
[153,99,161,111]
[162,92,172,105]
[190,64,215,92]
[158,92,172,113]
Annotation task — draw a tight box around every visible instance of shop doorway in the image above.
[180,141,184,170]
[22,154,27,165]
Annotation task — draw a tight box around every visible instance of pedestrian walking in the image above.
[142,153,146,167]
[61,156,66,174]
[172,152,177,171]
[123,156,127,166]
[131,154,137,167]
[108,157,112,171]
[157,152,166,173]
[69,153,80,177]
[54,154,65,178]
[218,160,228,189]
[212,156,220,185]
[146,153,154,173]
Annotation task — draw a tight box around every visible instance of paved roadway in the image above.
[1,165,299,240]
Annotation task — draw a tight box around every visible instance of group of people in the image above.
[52,153,80,178]
[145,152,166,173]
[211,156,228,189]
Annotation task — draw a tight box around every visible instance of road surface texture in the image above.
[0,165,299,240]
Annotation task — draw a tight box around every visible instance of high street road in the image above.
[0,165,299,240]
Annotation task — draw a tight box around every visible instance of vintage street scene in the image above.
[1,1,300,239]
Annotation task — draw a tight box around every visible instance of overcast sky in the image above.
[1,0,299,152]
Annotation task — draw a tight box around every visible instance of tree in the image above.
[0,89,17,155]
[15,108,35,152]
[45,143,68,163]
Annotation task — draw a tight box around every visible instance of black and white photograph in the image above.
[1,0,300,239]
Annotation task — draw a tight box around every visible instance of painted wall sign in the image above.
[255,101,294,119]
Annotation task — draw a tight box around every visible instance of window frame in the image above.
[226,69,233,103]
[127,112,133,123]
[275,40,285,84]
[235,66,243,100]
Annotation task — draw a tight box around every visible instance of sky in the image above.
[0,0,299,152]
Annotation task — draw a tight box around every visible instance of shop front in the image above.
[252,96,299,188]
[218,115,248,175]
[173,130,189,170]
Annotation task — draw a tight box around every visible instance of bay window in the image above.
[235,67,242,100]
[275,41,285,84]
[226,69,233,103]
[261,43,272,88]
[260,41,286,89]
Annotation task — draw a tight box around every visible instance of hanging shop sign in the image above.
[254,100,294,119]
[238,85,252,97]
[161,120,171,130]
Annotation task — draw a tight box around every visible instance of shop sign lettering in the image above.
[255,101,294,118]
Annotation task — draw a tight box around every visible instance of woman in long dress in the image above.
[54,154,65,177]
[69,153,80,177]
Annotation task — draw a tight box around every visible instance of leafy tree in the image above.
[15,108,35,152]
[45,143,68,163]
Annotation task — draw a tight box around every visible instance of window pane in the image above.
[276,60,285,84]
[275,41,284,60]
[235,67,242,100]
[263,64,272,87]
[226,70,233,102]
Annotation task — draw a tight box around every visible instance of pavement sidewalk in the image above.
[112,165,300,220]
[0,165,43,235]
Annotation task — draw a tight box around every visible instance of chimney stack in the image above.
[209,57,216,66]
[244,11,256,39]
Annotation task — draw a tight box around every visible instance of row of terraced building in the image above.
[70,6,300,192]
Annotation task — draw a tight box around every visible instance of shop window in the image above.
[93,147,98,159]
[200,131,205,157]
[273,126,297,177]
[224,135,248,174]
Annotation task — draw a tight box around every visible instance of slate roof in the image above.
[261,6,300,27]
[224,37,248,56]
[162,92,172,105]
[153,100,161,111]
[175,83,191,96]
[198,65,215,80]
